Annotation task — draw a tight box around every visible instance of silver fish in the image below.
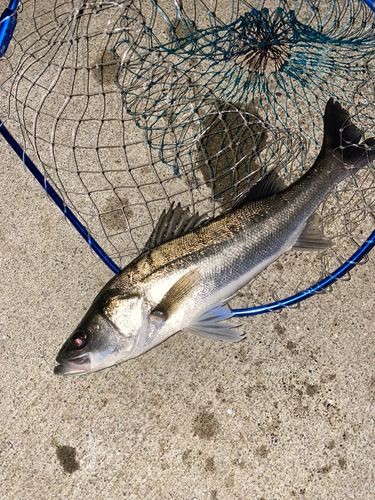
[54,99,375,375]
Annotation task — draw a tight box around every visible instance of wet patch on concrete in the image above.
[100,195,133,233]
[215,383,224,397]
[92,48,120,88]
[368,375,375,401]
[274,323,286,338]
[316,464,333,474]
[320,373,336,384]
[325,440,335,450]
[192,410,220,440]
[232,458,246,469]
[56,445,80,474]
[234,344,247,362]
[304,382,319,396]
[254,445,270,458]
[205,456,215,472]
[286,340,297,352]
[244,381,267,399]
[182,449,192,469]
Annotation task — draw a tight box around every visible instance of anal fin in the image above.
[292,214,331,251]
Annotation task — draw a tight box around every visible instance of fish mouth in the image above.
[54,354,91,376]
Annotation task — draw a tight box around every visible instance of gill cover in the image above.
[102,292,150,359]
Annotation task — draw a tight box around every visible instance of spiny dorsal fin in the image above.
[144,203,209,251]
[232,169,285,210]
[292,214,331,251]
[185,303,244,342]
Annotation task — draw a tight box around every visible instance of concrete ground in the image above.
[1,1,375,499]
[1,115,375,500]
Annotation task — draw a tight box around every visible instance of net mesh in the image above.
[1,0,375,308]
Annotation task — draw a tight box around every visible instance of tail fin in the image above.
[322,98,375,171]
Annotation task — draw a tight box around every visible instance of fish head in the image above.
[54,292,150,376]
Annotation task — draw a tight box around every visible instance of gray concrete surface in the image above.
[1,1,375,499]
[1,121,375,499]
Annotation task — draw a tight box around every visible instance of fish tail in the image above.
[320,98,375,182]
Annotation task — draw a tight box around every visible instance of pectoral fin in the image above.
[185,303,244,342]
[151,268,202,320]
[292,214,331,251]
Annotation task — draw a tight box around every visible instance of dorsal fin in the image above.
[232,169,284,210]
[144,203,209,251]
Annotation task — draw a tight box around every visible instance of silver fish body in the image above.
[55,99,375,375]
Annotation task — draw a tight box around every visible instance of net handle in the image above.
[0,120,121,274]
[0,0,19,57]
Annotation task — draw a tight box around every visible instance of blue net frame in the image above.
[1,0,375,317]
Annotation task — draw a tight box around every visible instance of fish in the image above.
[54,98,375,375]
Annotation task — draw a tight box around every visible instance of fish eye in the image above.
[70,331,87,349]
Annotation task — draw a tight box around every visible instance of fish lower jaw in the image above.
[54,355,91,376]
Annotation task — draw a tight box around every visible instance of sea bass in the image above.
[54,99,375,375]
